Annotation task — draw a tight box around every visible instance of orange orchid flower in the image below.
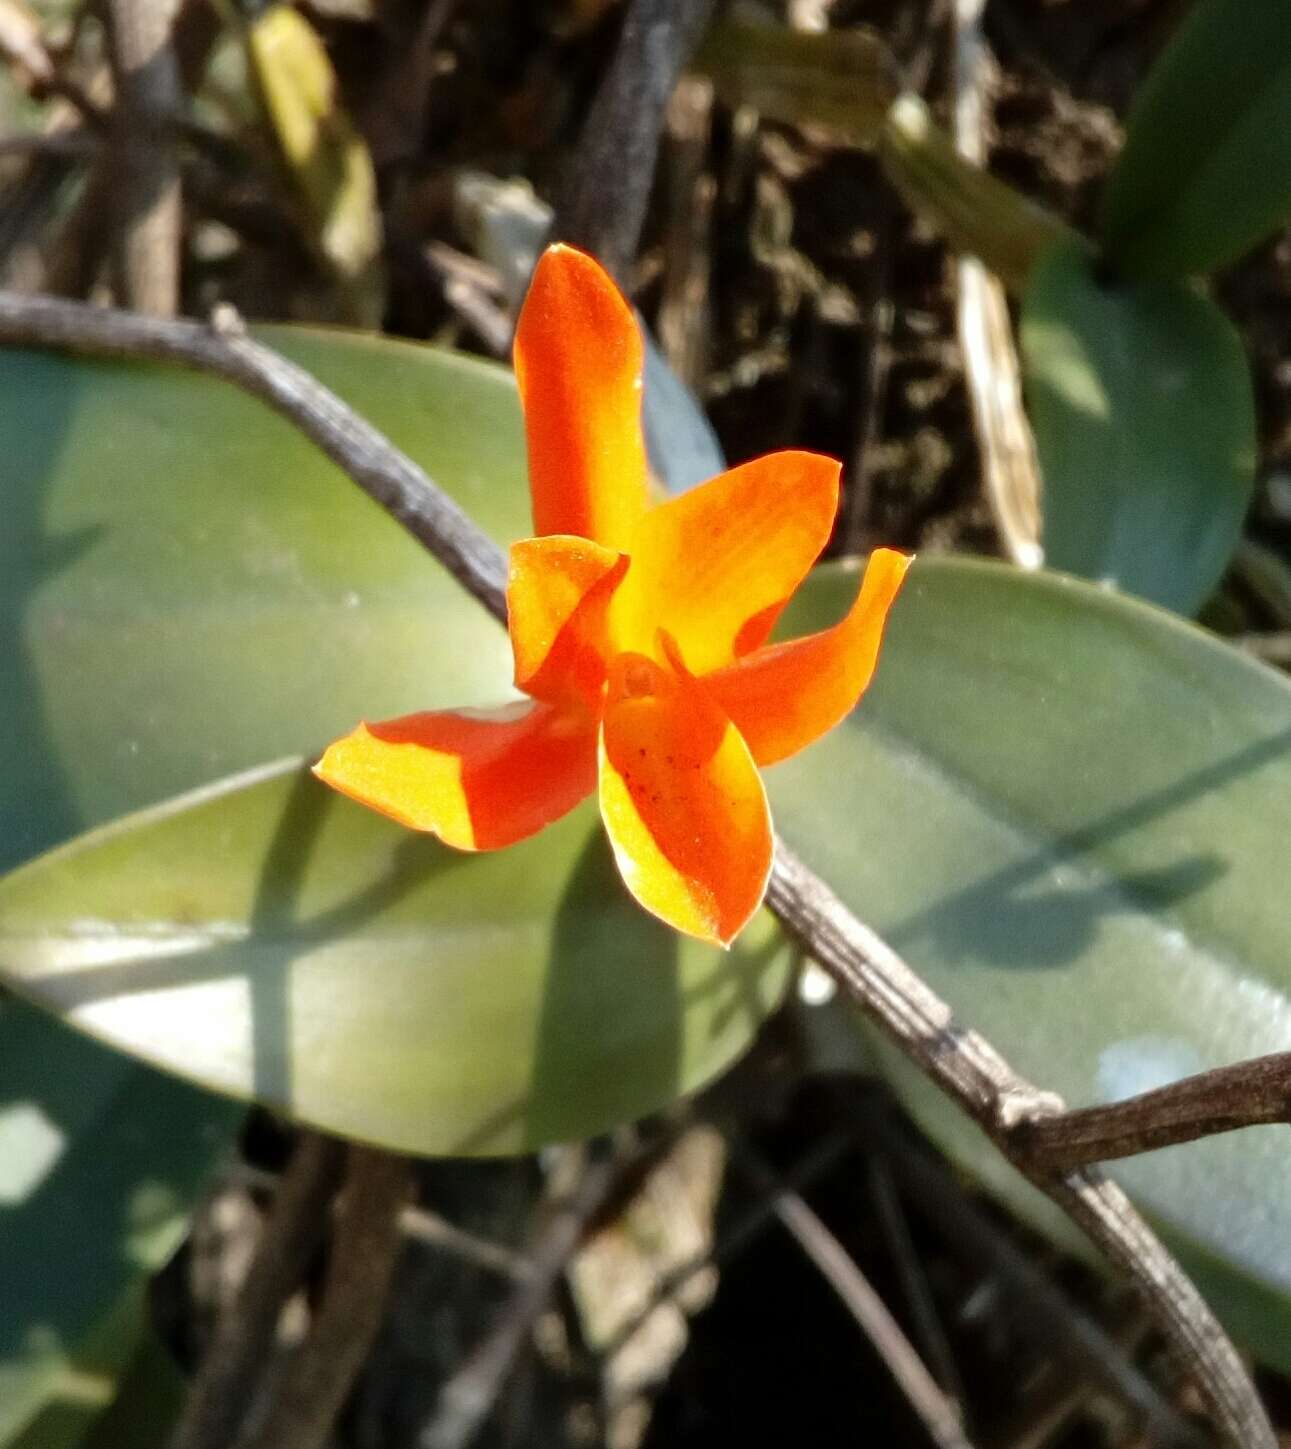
[315,245,911,946]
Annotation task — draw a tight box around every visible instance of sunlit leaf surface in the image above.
[771,557,1291,1370]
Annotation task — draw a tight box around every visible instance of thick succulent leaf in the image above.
[0,763,791,1155]
[768,556,1291,1371]
[0,331,607,1437]
[6,323,1291,1368]
[0,328,791,1158]
[1100,0,1291,279]
[1021,239,1255,616]
[0,998,235,1449]
[0,329,527,874]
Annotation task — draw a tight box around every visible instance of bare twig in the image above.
[0,286,1272,1449]
[364,0,461,167]
[868,1154,968,1413]
[863,1110,1208,1449]
[555,0,715,283]
[738,1147,976,1449]
[169,1132,347,1449]
[232,1158,532,1279]
[238,1146,413,1449]
[765,848,1269,1449]
[657,74,714,389]
[1016,1051,1291,1171]
[1237,631,1291,666]
[107,0,183,313]
[952,0,1043,568]
[0,0,106,120]
[419,1145,622,1449]
[401,1204,532,1282]
[0,131,99,158]
[0,291,508,610]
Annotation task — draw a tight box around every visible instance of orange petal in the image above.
[703,548,912,766]
[513,245,648,549]
[598,653,772,946]
[612,451,841,673]
[507,535,628,709]
[314,700,596,850]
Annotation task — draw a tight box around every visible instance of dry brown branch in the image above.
[106,0,183,313]
[555,0,715,283]
[952,0,1043,567]
[738,1147,976,1449]
[868,1154,967,1412]
[0,0,106,120]
[169,1132,347,1449]
[0,285,1273,1449]
[861,1108,1209,1449]
[765,849,1267,1448]
[419,1145,623,1449]
[1015,1051,1291,1170]
[237,1146,413,1449]
[657,74,714,389]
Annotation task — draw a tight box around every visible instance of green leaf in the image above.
[1100,0,1291,278]
[0,997,235,1449]
[879,95,1074,295]
[0,332,557,1436]
[0,330,528,874]
[0,764,791,1155]
[1020,238,1255,616]
[5,322,1288,1367]
[768,556,1291,1371]
[692,19,898,144]
[0,329,792,1155]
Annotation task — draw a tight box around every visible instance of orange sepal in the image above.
[313,700,596,850]
[513,245,648,549]
[598,653,772,947]
[507,535,628,709]
[703,547,912,766]
[613,451,841,673]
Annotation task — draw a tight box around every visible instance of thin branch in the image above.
[1016,1051,1291,1171]
[0,0,106,122]
[861,1106,1209,1449]
[401,1203,533,1282]
[868,1154,968,1414]
[765,848,1270,1449]
[231,1159,532,1280]
[418,1145,622,1449]
[0,292,507,612]
[555,0,715,284]
[169,1132,347,1449]
[0,285,1272,1449]
[737,1147,976,1449]
[106,0,183,314]
[951,0,1043,568]
[238,1145,413,1449]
